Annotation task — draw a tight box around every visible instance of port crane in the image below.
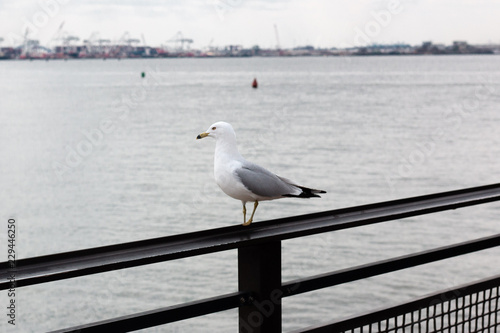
[274,24,281,51]
[50,22,79,49]
[48,21,65,49]
[126,38,140,47]
[21,28,40,57]
[83,32,111,56]
[166,31,193,51]
[63,36,79,46]
[119,31,140,47]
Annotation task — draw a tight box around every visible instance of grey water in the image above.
[1,55,500,332]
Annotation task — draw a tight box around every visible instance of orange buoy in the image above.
[252,78,258,89]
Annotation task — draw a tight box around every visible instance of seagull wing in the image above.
[235,161,299,198]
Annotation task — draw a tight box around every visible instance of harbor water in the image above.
[1,55,500,332]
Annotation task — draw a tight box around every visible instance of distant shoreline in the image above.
[0,52,498,62]
[1,40,499,61]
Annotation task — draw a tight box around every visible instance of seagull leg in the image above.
[242,201,259,226]
[242,202,247,224]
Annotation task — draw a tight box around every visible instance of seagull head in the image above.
[197,121,235,141]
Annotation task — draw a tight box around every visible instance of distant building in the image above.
[452,41,469,53]
[0,47,17,59]
[293,45,315,51]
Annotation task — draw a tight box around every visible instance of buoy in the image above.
[141,72,145,78]
[252,78,258,89]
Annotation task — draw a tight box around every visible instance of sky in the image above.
[1,0,500,49]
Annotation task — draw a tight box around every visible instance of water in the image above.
[1,56,500,332]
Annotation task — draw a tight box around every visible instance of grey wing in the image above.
[235,162,298,198]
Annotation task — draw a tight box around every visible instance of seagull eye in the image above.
[212,127,216,130]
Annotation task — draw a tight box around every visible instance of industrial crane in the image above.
[83,32,110,56]
[63,36,79,46]
[120,31,140,47]
[274,24,281,51]
[21,28,39,57]
[166,31,193,51]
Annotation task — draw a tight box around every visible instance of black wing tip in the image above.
[283,187,326,199]
[282,193,322,198]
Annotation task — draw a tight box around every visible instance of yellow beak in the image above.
[197,132,209,140]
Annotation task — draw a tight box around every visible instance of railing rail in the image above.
[282,233,500,298]
[2,183,500,332]
[48,291,249,333]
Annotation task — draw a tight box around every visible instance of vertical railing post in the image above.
[238,241,282,333]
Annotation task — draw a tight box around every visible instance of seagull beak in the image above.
[197,132,209,140]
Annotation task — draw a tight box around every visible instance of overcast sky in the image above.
[1,0,499,49]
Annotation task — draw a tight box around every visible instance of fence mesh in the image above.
[341,285,500,333]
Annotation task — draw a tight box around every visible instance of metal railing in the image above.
[2,183,500,332]
[291,274,500,333]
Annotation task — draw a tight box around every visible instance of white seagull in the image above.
[197,121,326,226]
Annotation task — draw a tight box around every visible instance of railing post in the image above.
[238,241,282,333]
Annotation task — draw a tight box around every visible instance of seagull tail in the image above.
[283,185,326,198]
[277,175,326,198]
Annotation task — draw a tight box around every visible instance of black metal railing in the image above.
[292,274,500,333]
[1,183,500,332]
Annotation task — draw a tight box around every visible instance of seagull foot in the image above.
[242,219,253,226]
[242,201,258,226]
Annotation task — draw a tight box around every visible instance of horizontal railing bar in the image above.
[48,291,249,333]
[1,183,500,289]
[281,233,500,297]
[289,273,500,333]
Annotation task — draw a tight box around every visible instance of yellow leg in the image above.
[242,201,259,226]
[242,203,247,224]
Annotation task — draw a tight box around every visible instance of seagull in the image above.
[197,121,326,226]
